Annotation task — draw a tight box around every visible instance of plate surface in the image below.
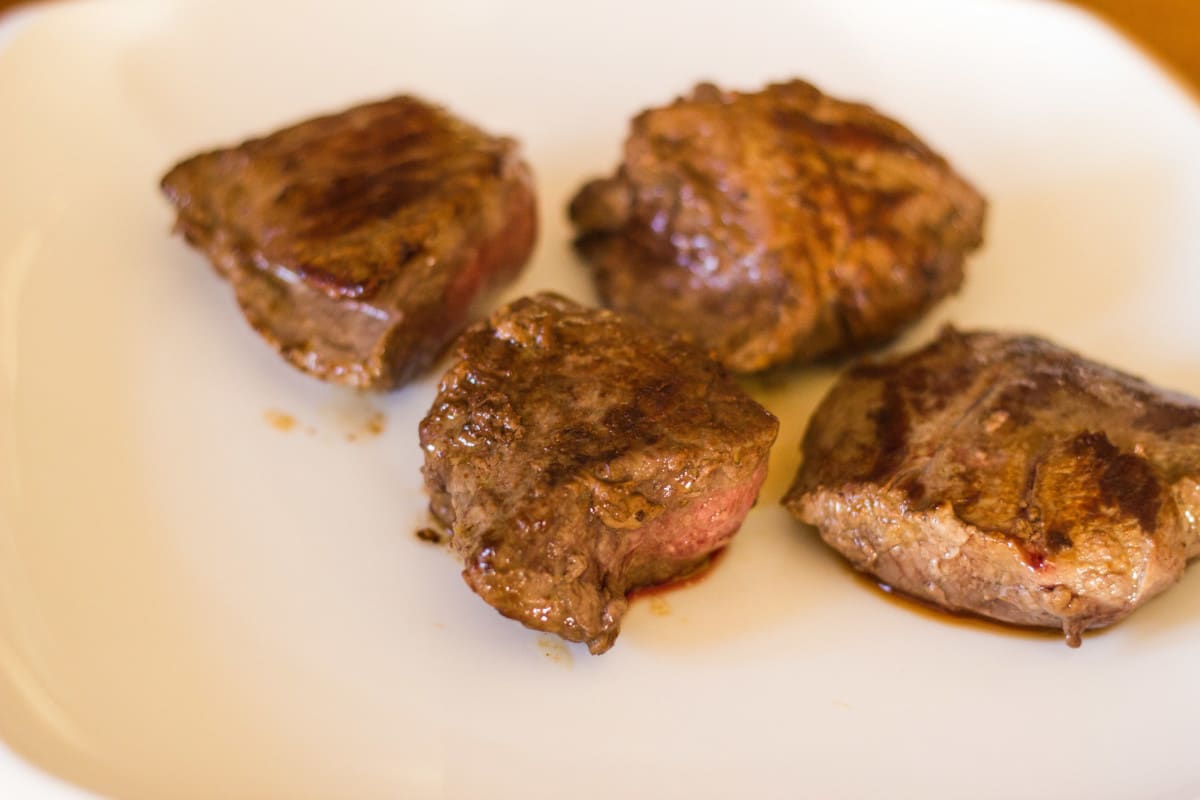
[3,1,1200,798]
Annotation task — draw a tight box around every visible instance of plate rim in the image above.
[1,2,1199,799]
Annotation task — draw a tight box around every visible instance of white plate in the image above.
[3,1,1200,798]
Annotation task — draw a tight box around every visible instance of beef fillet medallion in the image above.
[785,327,1200,645]
[570,79,986,372]
[162,95,536,390]
[421,293,779,653]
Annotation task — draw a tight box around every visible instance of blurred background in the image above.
[0,0,1195,93]
[2,0,1193,94]
[1064,0,1198,91]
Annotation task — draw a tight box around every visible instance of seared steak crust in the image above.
[420,293,778,653]
[785,328,1200,645]
[162,95,536,389]
[569,79,986,373]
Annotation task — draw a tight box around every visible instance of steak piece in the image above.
[420,293,778,653]
[161,95,537,390]
[569,79,986,373]
[785,327,1200,645]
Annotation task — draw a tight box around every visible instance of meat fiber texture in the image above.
[786,327,1200,645]
[421,293,779,653]
[570,79,985,373]
[162,95,536,390]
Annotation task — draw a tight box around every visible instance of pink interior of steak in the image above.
[625,460,768,573]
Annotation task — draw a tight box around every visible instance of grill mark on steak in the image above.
[420,293,778,653]
[602,403,647,438]
[786,327,1200,645]
[287,168,441,240]
[771,109,936,161]
[1070,432,1163,533]
[161,95,536,389]
[1014,445,1048,529]
[866,382,909,483]
[1046,529,1074,553]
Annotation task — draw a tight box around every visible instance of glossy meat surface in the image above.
[420,293,778,653]
[785,328,1200,644]
[162,95,536,389]
[570,80,986,372]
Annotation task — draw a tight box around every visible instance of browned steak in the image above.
[785,327,1200,645]
[161,96,536,390]
[420,293,779,653]
[569,80,986,373]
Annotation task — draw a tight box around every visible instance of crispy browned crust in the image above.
[420,293,778,653]
[569,79,986,372]
[785,327,1200,644]
[161,95,536,389]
